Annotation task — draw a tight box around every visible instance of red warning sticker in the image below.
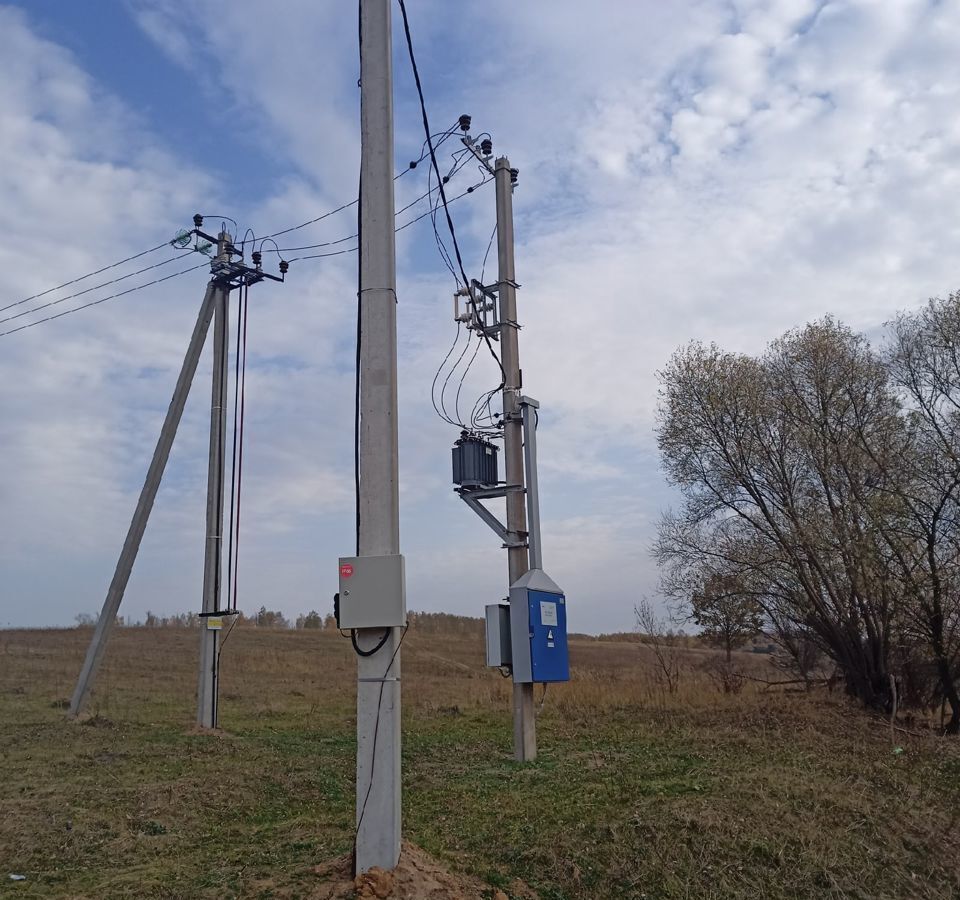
[340,563,354,578]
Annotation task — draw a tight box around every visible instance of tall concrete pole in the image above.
[69,283,218,718]
[355,0,403,873]
[495,157,537,761]
[197,247,230,728]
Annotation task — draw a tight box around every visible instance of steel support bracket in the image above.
[457,485,527,548]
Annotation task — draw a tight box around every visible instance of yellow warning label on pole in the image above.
[206,617,224,631]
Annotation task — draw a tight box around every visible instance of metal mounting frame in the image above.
[457,483,525,548]
[455,395,542,562]
[193,227,286,290]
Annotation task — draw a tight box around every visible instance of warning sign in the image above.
[206,617,224,631]
[340,563,354,578]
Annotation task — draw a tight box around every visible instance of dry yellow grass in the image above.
[2,625,959,899]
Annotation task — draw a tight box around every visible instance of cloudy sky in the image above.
[1,0,958,633]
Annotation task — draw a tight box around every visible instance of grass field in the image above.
[2,625,959,899]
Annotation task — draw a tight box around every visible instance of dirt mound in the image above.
[305,841,522,899]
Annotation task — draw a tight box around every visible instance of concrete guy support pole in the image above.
[495,156,537,762]
[196,264,230,728]
[355,0,403,873]
[69,283,219,718]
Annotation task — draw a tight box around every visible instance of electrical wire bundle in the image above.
[0,140,492,341]
[394,0,507,444]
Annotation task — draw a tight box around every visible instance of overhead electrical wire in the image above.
[430,322,465,425]
[0,171,492,337]
[428,214,502,435]
[286,175,491,263]
[439,325,475,425]
[396,0,505,394]
[0,127,464,329]
[270,142,475,255]
[0,260,210,338]
[466,222,505,436]
[260,123,460,243]
[0,240,182,316]
[0,251,196,328]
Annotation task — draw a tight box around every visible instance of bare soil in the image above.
[260,841,523,899]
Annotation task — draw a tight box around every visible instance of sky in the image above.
[1,0,959,633]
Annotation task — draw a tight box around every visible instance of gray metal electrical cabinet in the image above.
[485,603,512,667]
[337,554,406,629]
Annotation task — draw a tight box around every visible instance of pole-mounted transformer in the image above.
[452,432,499,489]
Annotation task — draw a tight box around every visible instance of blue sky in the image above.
[2,0,959,632]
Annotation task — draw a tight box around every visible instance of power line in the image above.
[0,130,461,322]
[0,135,492,339]
[0,176,493,334]
[288,176,492,262]
[0,240,175,316]
[396,0,505,391]
[430,322,464,425]
[0,252,196,328]
[271,143,475,254]
[260,123,460,243]
[0,261,209,338]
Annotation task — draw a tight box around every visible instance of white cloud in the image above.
[5,1,960,634]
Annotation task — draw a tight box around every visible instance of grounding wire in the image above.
[354,623,409,843]
[231,280,250,613]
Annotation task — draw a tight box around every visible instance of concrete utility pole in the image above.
[495,156,537,761]
[355,0,404,872]
[197,237,231,729]
[69,284,218,718]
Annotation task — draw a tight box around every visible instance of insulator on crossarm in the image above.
[480,138,493,157]
[510,168,519,185]
[193,213,203,228]
[252,251,262,269]
[279,260,289,275]
[459,114,472,132]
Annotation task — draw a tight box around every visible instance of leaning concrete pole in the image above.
[196,253,230,728]
[69,283,218,718]
[355,0,403,873]
[495,157,537,761]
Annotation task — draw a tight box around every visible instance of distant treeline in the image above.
[74,608,637,642]
[76,608,488,634]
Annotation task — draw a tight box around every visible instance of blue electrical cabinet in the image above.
[509,569,570,684]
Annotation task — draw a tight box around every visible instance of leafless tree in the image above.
[656,320,905,712]
[635,598,681,694]
[880,295,960,732]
